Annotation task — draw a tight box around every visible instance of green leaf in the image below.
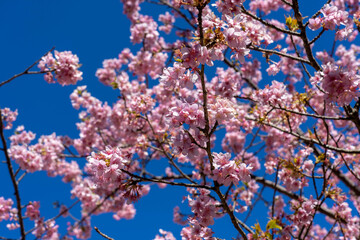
[265,232,273,240]
[252,222,262,235]
[266,219,283,231]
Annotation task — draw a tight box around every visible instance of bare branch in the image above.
[292,0,321,71]
[240,6,300,37]
[121,169,212,189]
[0,109,26,239]
[252,175,346,223]
[246,116,360,154]
[94,226,115,240]
[0,47,55,88]
[249,45,312,65]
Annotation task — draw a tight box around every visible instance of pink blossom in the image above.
[308,17,322,31]
[38,51,82,86]
[302,160,314,174]
[130,15,159,47]
[113,203,136,220]
[159,12,175,34]
[180,44,214,68]
[222,130,245,154]
[154,229,176,240]
[271,195,286,216]
[57,160,82,183]
[8,145,43,172]
[0,197,16,222]
[214,0,245,15]
[1,108,18,130]
[224,15,251,63]
[333,202,352,221]
[159,63,187,89]
[321,4,349,30]
[187,189,220,226]
[208,98,236,124]
[68,217,91,239]
[96,58,122,86]
[3,1,360,239]
[85,147,132,191]
[250,0,291,15]
[211,152,252,186]
[173,206,187,225]
[289,197,318,227]
[168,101,205,128]
[180,218,214,240]
[266,63,280,76]
[129,50,168,80]
[335,24,354,40]
[120,0,143,22]
[127,94,156,114]
[311,63,360,105]
[252,80,291,106]
[9,127,35,145]
[210,67,242,98]
[279,167,308,192]
[316,51,334,64]
[25,201,40,220]
[7,223,20,230]
[32,218,59,239]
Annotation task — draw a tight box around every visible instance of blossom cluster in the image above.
[0,197,16,222]
[38,50,83,86]
[308,3,357,40]
[1,108,18,130]
[211,153,252,186]
[310,63,360,105]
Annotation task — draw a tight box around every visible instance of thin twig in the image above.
[290,35,311,78]
[157,0,197,30]
[246,116,360,154]
[249,45,312,65]
[94,226,115,240]
[304,0,331,27]
[240,6,300,37]
[121,169,212,189]
[29,200,80,239]
[292,0,321,71]
[0,109,26,239]
[223,57,259,90]
[0,47,55,88]
[309,28,326,45]
[252,175,346,223]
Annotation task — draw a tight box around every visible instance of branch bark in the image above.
[0,109,26,239]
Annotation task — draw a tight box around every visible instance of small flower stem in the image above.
[94,226,115,240]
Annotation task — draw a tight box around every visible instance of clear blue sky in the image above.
[0,0,342,239]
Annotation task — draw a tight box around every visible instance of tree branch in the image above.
[251,175,346,223]
[94,226,115,240]
[0,109,26,239]
[0,47,55,88]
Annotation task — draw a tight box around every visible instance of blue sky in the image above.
[0,0,347,239]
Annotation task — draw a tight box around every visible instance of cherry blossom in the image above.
[38,50,83,86]
[211,152,252,186]
[311,63,360,105]
[0,197,16,222]
[1,108,18,130]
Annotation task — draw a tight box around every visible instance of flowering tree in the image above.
[1,0,360,239]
